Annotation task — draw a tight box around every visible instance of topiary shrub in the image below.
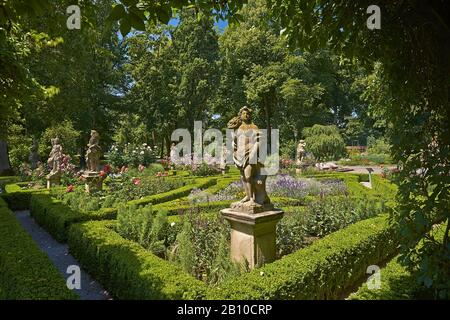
[302,124,346,161]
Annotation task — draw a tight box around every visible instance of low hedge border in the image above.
[1,183,49,211]
[206,214,399,299]
[67,220,207,299]
[127,177,218,207]
[30,194,116,242]
[348,223,446,300]
[347,256,419,300]
[0,198,78,300]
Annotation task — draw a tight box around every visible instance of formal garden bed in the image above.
[1,169,408,299]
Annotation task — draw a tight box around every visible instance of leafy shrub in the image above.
[116,205,173,257]
[170,212,240,285]
[302,124,346,161]
[53,175,184,211]
[38,120,80,159]
[367,136,391,155]
[6,124,32,171]
[276,196,385,257]
[191,162,221,177]
[106,143,157,168]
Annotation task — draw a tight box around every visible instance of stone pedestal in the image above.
[221,208,284,269]
[83,172,103,193]
[46,177,61,189]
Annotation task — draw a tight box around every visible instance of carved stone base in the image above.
[220,208,284,269]
[230,200,274,214]
[83,171,103,193]
[46,178,61,189]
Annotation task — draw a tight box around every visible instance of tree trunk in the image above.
[0,141,13,176]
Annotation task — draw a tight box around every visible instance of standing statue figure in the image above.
[85,130,101,172]
[46,137,63,188]
[227,106,272,213]
[296,139,306,165]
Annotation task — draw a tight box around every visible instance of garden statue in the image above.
[46,137,63,188]
[227,106,272,213]
[296,140,306,165]
[83,130,103,193]
[85,130,101,172]
[221,106,283,270]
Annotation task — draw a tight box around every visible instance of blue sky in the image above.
[168,17,229,33]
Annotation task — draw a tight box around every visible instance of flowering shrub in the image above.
[169,212,240,285]
[52,174,184,211]
[17,154,79,187]
[266,175,347,199]
[276,196,385,257]
[171,153,221,176]
[106,143,156,168]
[187,181,244,204]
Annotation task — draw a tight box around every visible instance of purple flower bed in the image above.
[188,181,244,203]
[266,174,347,199]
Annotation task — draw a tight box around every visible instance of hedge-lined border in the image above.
[0,198,78,300]
[206,214,399,299]
[27,177,219,242]
[30,194,116,243]
[347,256,418,300]
[67,220,207,299]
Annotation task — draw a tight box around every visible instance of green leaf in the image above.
[108,4,126,22]
[120,16,132,37]
[122,0,139,6]
[156,7,172,25]
[129,12,146,31]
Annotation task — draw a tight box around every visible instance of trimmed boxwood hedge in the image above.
[67,220,207,299]
[206,215,399,300]
[0,198,78,300]
[347,256,419,300]
[30,194,116,242]
[126,177,217,207]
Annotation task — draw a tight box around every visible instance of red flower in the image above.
[99,170,107,178]
[66,185,74,193]
[133,178,141,186]
[138,164,145,172]
[103,164,111,173]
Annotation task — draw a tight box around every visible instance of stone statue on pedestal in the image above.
[83,130,103,193]
[222,106,283,269]
[296,140,306,165]
[85,130,101,172]
[227,106,272,213]
[46,137,63,188]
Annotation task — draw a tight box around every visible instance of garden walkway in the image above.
[14,210,111,300]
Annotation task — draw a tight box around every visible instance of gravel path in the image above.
[14,210,111,300]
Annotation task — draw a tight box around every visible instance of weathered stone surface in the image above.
[221,208,284,269]
[46,137,63,188]
[85,130,101,172]
[227,106,270,207]
[83,172,103,193]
